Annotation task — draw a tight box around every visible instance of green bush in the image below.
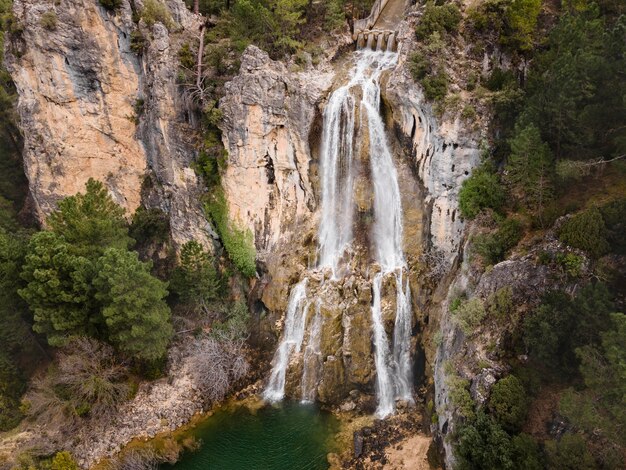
[446,370,475,419]
[599,198,626,254]
[40,11,57,30]
[473,217,523,265]
[50,451,79,470]
[523,284,614,372]
[205,188,256,278]
[454,412,514,469]
[487,286,514,321]
[130,29,147,54]
[171,241,220,307]
[421,70,449,102]
[141,0,175,30]
[129,207,170,246]
[488,375,529,432]
[545,433,596,470]
[452,297,486,335]
[210,301,250,341]
[415,1,462,40]
[98,0,122,11]
[555,252,584,277]
[408,51,431,81]
[558,207,609,258]
[459,166,505,219]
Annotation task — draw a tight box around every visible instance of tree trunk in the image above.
[196,24,206,103]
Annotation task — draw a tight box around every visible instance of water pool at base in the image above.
[165,402,339,470]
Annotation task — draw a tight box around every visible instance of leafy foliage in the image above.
[473,217,523,265]
[506,124,554,212]
[141,0,175,30]
[454,412,514,470]
[50,451,79,470]
[523,284,614,372]
[205,188,256,277]
[544,433,596,470]
[488,375,529,432]
[558,207,609,257]
[560,312,626,447]
[415,1,461,40]
[452,297,486,335]
[459,165,506,219]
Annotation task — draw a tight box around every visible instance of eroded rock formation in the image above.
[6,0,213,247]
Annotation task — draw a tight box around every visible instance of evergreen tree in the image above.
[19,232,94,346]
[506,123,553,212]
[171,240,220,308]
[94,248,172,361]
[48,178,132,260]
[488,375,529,432]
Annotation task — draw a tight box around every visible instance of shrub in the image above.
[24,338,130,432]
[40,11,57,30]
[461,104,477,121]
[408,51,431,81]
[473,217,523,265]
[129,207,170,246]
[459,166,505,219]
[50,451,79,470]
[558,207,609,258]
[210,301,250,342]
[545,433,596,470]
[130,29,147,54]
[555,252,584,277]
[205,189,256,278]
[453,297,486,335]
[446,372,475,419]
[488,375,528,432]
[421,70,449,102]
[415,1,462,40]
[487,286,514,321]
[454,412,514,469]
[178,42,195,69]
[98,0,122,12]
[141,0,175,30]
[171,241,220,309]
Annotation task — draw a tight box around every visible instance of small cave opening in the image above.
[265,154,276,185]
[410,114,417,140]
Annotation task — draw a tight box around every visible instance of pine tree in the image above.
[19,232,94,346]
[48,178,132,260]
[506,123,554,212]
[94,248,172,361]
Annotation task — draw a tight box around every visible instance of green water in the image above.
[166,402,339,470]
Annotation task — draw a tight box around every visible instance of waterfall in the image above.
[264,51,413,416]
[361,50,414,417]
[371,272,395,417]
[301,302,323,402]
[264,279,309,402]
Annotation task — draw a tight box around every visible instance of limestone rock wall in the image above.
[6,0,213,248]
[385,19,482,260]
[218,46,334,255]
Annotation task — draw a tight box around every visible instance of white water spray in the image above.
[264,51,414,416]
[264,279,309,402]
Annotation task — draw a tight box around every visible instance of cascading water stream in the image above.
[263,280,309,402]
[264,50,413,416]
[301,302,323,402]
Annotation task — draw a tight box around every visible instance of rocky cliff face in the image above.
[218,46,334,255]
[6,0,213,247]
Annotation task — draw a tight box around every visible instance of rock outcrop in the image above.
[219,46,334,255]
[6,0,213,247]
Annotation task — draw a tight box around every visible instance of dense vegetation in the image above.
[434,0,626,468]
